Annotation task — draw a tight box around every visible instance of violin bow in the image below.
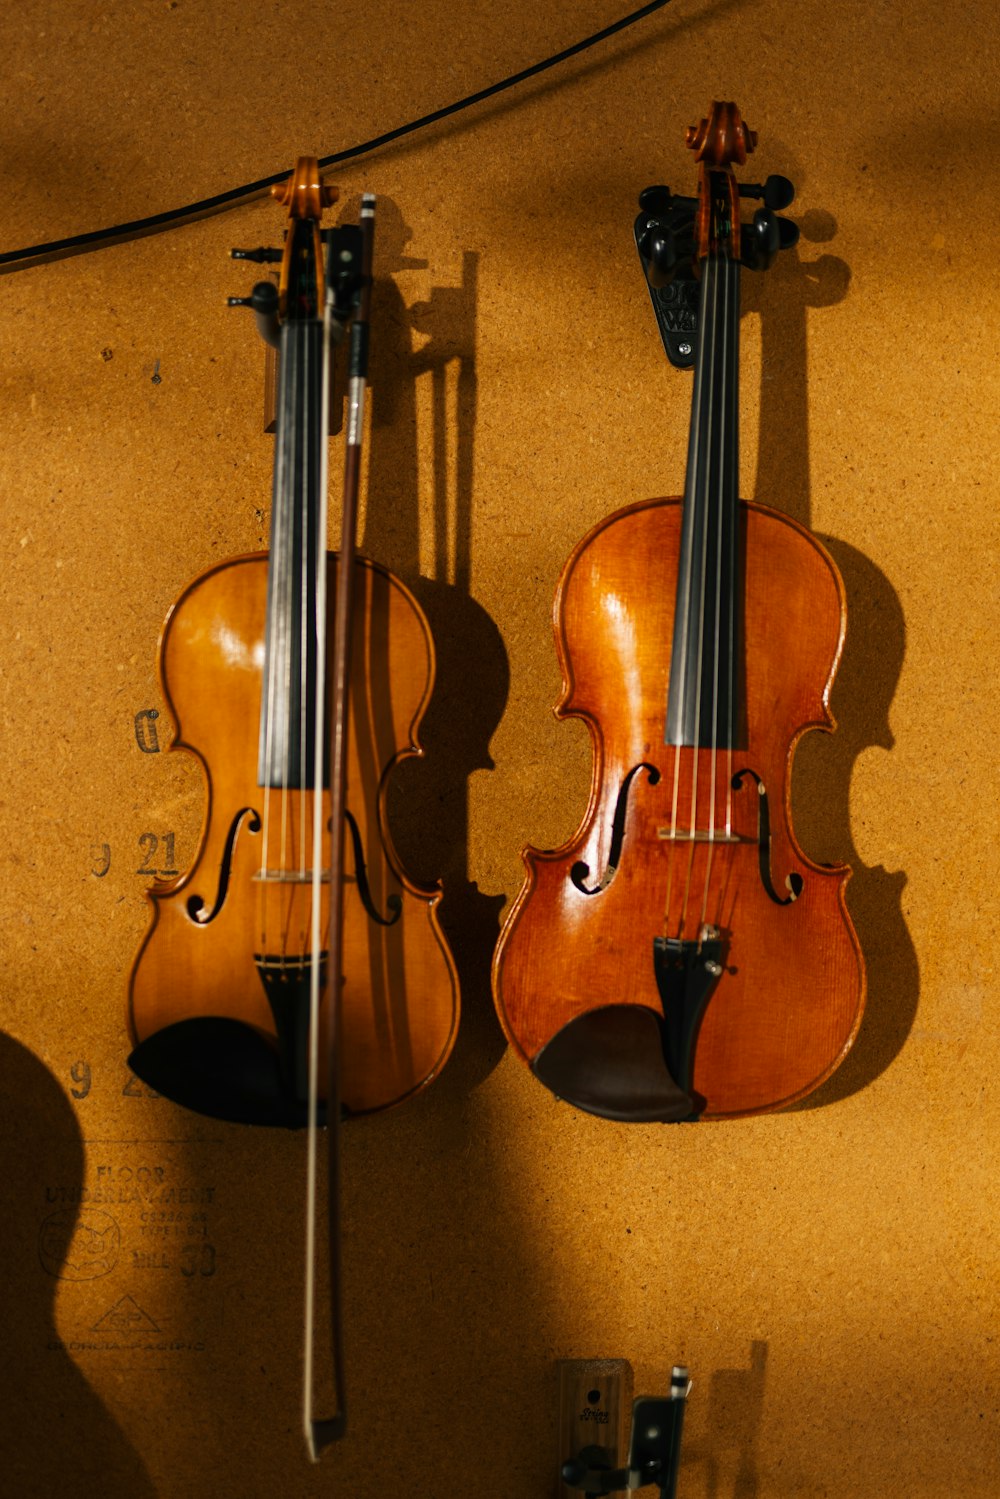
[304,192,376,1461]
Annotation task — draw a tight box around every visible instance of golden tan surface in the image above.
[2,2,998,1495]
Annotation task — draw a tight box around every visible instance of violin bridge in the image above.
[253,952,329,972]
[656,827,746,843]
[252,868,332,882]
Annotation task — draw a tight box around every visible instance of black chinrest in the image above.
[531,1005,700,1123]
[128,1017,323,1128]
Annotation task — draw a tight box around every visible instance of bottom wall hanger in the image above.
[558,1360,689,1497]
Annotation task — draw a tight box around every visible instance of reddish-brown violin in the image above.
[492,104,865,1121]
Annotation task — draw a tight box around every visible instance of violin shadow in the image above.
[741,229,918,1105]
[742,233,852,533]
[790,537,918,1107]
[339,196,511,1091]
[0,1033,157,1497]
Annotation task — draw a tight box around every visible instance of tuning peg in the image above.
[763,174,795,210]
[741,207,799,271]
[227,281,278,310]
[231,246,283,263]
[738,174,795,211]
[742,209,780,271]
[777,215,800,250]
[227,280,280,348]
[638,184,674,215]
[637,216,678,288]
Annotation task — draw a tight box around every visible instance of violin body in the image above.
[493,497,864,1119]
[128,550,459,1118]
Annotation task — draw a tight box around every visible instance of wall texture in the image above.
[1,2,997,1494]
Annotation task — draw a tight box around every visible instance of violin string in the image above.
[299,327,314,912]
[665,236,709,938]
[297,333,306,894]
[277,333,299,960]
[259,321,292,961]
[0,0,678,273]
[664,746,681,937]
[701,238,739,932]
[678,249,718,940]
[700,245,725,934]
[725,255,738,848]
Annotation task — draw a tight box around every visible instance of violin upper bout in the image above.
[743,502,848,741]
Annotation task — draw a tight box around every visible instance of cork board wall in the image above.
[2,2,998,1495]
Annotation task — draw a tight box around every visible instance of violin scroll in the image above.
[636,101,799,287]
[270,156,338,220]
[685,101,757,167]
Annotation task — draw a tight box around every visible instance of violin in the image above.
[127,159,459,1451]
[492,104,865,1123]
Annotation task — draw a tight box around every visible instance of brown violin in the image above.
[492,104,865,1122]
[128,160,458,1124]
[127,160,459,1453]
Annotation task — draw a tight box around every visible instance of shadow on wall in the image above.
[678,1340,769,1498]
[794,534,917,1106]
[707,1339,769,1499]
[343,194,512,1092]
[0,1032,156,1497]
[745,225,918,1104]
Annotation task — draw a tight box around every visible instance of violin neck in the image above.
[665,251,742,749]
[258,318,327,789]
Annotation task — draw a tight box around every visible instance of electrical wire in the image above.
[0,0,677,273]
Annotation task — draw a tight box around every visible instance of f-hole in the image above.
[732,769,803,906]
[186,808,262,923]
[344,810,402,926]
[571,762,661,895]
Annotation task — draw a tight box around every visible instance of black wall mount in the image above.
[634,174,799,370]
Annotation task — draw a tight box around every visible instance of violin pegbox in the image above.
[635,101,800,367]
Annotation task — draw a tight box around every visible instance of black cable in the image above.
[0,0,677,273]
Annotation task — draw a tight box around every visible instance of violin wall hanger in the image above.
[634,114,799,369]
[561,1368,690,1496]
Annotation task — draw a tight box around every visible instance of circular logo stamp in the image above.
[38,1208,120,1280]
